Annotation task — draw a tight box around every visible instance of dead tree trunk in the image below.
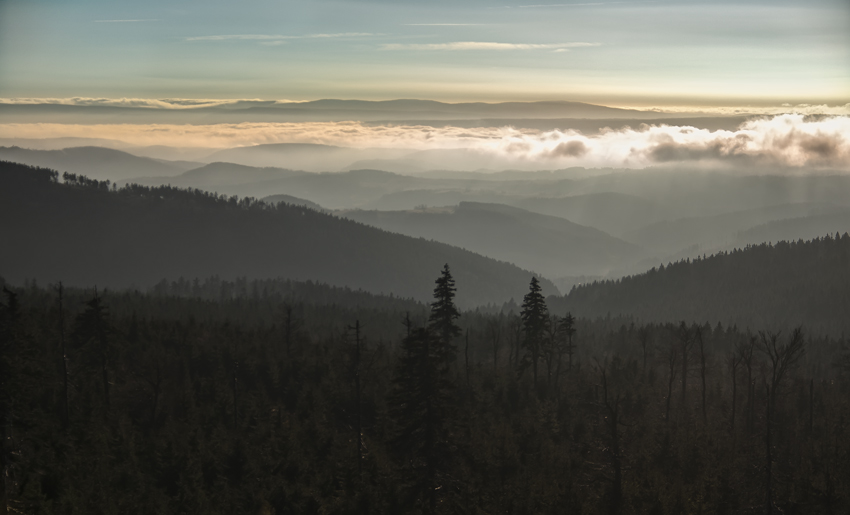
[696,328,707,425]
[57,282,70,429]
[764,383,773,515]
[351,320,363,476]
[665,340,679,422]
[728,351,742,433]
[598,363,623,515]
[488,318,501,373]
[464,329,470,386]
[679,323,691,411]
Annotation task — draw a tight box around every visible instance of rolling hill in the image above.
[0,161,555,306]
[202,143,413,171]
[127,162,308,190]
[0,146,193,180]
[261,193,326,211]
[341,202,641,278]
[513,192,668,236]
[624,202,846,253]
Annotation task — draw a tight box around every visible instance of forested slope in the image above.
[551,235,850,336]
[0,146,191,180]
[0,161,554,306]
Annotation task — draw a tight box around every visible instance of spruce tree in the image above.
[389,265,462,514]
[72,292,114,413]
[389,327,455,514]
[428,263,461,368]
[521,277,549,389]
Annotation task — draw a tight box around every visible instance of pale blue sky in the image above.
[0,0,847,105]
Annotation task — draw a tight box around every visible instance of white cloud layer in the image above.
[1,115,847,170]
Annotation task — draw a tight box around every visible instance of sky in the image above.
[1,0,848,107]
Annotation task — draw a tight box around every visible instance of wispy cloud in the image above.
[0,98,269,109]
[185,33,377,42]
[382,41,599,50]
[516,3,606,7]
[93,19,158,23]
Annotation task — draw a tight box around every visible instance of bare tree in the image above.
[507,315,523,372]
[553,313,576,399]
[758,328,805,415]
[56,282,70,429]
[727,347,743,433]
[695,326,708,425]
[349,320,364,476]
[757,327,805,515]
[637,326,651,374]
[486,317,501,373]
[738,335,757,435]
[664,339,679,422]
[595,358,624,515]
[678,323,694,410]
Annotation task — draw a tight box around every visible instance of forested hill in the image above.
[0,161,555,306]
[550,234,850,337]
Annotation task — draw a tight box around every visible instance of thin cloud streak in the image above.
[382,42,600,50]
[185,33,377,42]
[93,19,158,23]
[2,115,847,170]
[0,98,307,109]
[516,3,606,7]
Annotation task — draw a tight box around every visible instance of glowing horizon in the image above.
[1,0,847,105]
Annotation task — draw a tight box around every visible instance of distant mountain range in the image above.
[341,202,641,278]
[5,146,850,282]
[0,161,555,306]
[0,99,707,124]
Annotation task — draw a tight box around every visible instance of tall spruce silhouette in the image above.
[521,277,549,389]
[71,291,114,414]
[427,263,461,368]
[389,265,461,514]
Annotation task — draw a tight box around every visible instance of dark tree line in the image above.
[553,234,850,338]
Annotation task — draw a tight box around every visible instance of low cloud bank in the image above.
[1,114,847,170]
[485,114,850,169]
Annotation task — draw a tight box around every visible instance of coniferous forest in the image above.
[3,0,850,511]
[1,263,849,514]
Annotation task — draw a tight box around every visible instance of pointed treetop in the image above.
[428,264,461,361]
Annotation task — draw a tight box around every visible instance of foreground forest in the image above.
[1,267,848,515]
